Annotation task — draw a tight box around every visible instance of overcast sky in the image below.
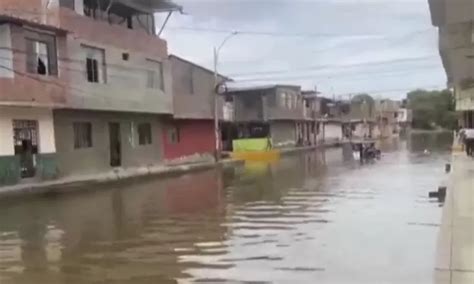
[157,0,446,100]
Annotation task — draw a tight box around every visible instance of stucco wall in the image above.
[233,94,264,122]
[54,110,164,177]
[266,87,305,121]
[271,121,296,148]
[0,107,56,156]
[0,24,67,107]
[64,35,173,114]
[170,56,226,119]
[162,119,215,160]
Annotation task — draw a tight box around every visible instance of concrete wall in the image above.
[0,24,67,107]
[170,56,226,119]
[233,93,264,122]
[324,123,342,142]
[0,0,61,28]
[266,87,305,121]
[54,110,164,177]
[64,35,173,114]
[0,4,173,113]
[270,121,296,148]
[162,119,215,160]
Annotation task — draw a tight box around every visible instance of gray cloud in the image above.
[158,0,446,99]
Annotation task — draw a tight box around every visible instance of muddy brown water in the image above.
[0,133,453,283]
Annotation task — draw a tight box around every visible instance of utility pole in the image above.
[213,31,238,161]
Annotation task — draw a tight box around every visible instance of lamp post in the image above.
[213,31,238,161]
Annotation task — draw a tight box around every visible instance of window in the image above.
[280,92,287,108]
[137,123,152,145]
[168,126,180,144]
[73,122,92,149]
[82,45,106,83]
[146,59,164,91]
[25,34,57,76]
[86,58,99,82]
[126,16,133,29]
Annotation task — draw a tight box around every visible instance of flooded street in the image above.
[0,134,452,284]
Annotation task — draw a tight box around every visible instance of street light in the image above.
[213,31,238,161]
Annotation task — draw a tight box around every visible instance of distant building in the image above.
[315,97,348,144]
[374,99,401,138]
[397,108,413,135]
[225,84,313,148]
[344,94,376,139]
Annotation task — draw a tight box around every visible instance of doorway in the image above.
[13,120,39,179]
[109,122,121,167]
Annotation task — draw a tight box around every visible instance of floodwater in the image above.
[0,133,452,284]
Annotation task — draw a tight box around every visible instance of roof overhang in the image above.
[116,0,182,13]
[427,0,446,27]
[0,16,68,34]
[225,83,300,94]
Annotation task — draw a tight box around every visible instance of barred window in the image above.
[138,123,152,145]
[73,122,92,149]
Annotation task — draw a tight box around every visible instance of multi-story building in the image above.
[374,99,401,138]
[164,55,227,161]
[0,0,180,186]
[397,108,413,135]
[428,0,474,128]
[343,94,377,139]
[314,97,347,144]
[225,84,310,148]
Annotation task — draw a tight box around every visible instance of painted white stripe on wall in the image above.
[0,107,56,156]
[0,118,14,156]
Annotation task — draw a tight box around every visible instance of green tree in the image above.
[407,89,456,130]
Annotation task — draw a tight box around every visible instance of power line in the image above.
[228,55,439,77]
[228,66,435,82]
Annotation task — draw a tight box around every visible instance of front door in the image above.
[13,120,38,179]
[109,122,121,167]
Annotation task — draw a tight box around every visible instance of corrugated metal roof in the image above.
[116,0,182,13]
[225,82,300,94]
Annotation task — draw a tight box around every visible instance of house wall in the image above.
[54,110,164,177]
[0,23,67,107]
[0,107,58,185]
[170,56,226,119]
[324,123,342,142]
[64,35,173,114]
[233,93,264,122]
[162,119,215,160]
[0,3,173,114]
[266,87,305,120]
[270,121,296,148]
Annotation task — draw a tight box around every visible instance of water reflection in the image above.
[0,134,452,283]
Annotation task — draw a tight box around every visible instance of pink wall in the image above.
[162,119,215,160]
